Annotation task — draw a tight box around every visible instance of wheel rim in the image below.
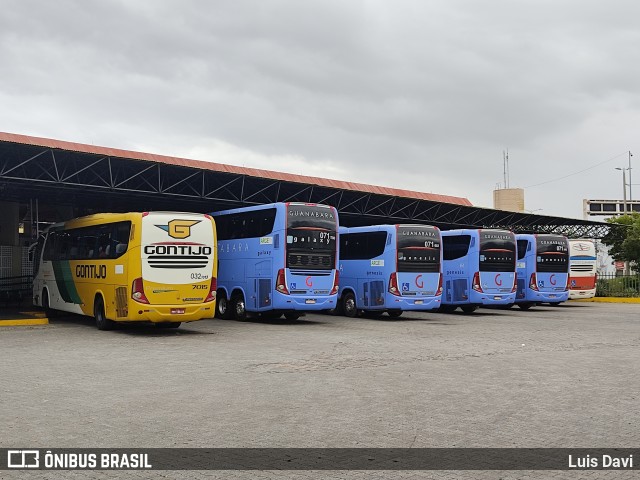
[344,297,356,316]
[236,299,245,316]
[218,297,227,315]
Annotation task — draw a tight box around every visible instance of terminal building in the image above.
[0,132,610,285]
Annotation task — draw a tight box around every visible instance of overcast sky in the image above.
[2,0,640,219]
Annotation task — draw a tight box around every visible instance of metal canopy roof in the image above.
[0,132,611,238]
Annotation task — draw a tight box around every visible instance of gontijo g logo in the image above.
[155,219,200,239]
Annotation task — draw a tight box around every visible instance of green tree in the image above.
[602,213,640,267]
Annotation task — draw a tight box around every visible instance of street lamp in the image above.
[615,167,628,214]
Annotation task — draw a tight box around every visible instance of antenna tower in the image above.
[503,149,510,189]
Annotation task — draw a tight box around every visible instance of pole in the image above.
[622,168,627,214]
[629,151,633,203]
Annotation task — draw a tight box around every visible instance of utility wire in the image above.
[524,151,628,188]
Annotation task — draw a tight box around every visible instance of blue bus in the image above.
[515,234,569,309]
[440,229,517,313]
[337,224,442,318]
[211,202,339,320]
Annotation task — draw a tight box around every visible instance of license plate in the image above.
[494,296,502,301]
[305,299,316,304]
[171,308,185,314]
[414,300,423,305]
[548,294,556,298]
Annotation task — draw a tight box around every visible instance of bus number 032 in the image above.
[190,273,209,280]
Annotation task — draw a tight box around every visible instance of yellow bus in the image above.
[32,211,217,330]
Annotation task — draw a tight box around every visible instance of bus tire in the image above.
[342,292,358,318]
[156,322,181,329]
[438,305,457,313]
[461,305,478,314]
[387,309,403,318]
[284,313,301,321]
[216,292,233,320]
[232,293,247,321]
[518,303,533,310]
[42,289,54,317]
[94,296,116,331]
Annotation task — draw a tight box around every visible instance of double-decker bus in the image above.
[337,224,442,318]
[32,212,217,330]
[440,229,517,313]
[515,234,569,309]
[211,202,339,320]
[568,239,597,299]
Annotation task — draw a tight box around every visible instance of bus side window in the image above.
[340,232,386,260]
[517,240,528,260]
[43,233,56,262]
[32,235,46,275]
[112,221,131,258]
[442,235,471,261]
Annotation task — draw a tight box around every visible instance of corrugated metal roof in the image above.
[0,131,473,206]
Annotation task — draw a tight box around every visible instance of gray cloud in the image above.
[2,0,640,218]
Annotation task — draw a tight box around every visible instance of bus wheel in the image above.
[156,322,181,329]
[461,305,478,314]
[518,303,533,310]
[42,289,54,317]
[232,293,247,321]
[342,292,358,318]
[387,310,403,318]
[94,296,116,331]
[284,313,300,321]
[438,305,456,313]
[216,293,233,320]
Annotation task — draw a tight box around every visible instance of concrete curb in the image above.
[0,318,49,326]
[572,297,640,304]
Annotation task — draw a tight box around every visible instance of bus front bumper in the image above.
[569,290,596,300]
[387,295,442,311]
[516,291,569,304]
[273,293,338,311]
[125,302,216,323]
[470,290,516,306]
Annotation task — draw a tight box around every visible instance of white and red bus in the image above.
[568,239,597,299]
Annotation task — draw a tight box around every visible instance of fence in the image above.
[596,273,640,298]
[0,275,33,307]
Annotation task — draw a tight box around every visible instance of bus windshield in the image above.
[397,226,440,273]
[536,235,569,273]
[479,231,516,272]
[286,204,337,270]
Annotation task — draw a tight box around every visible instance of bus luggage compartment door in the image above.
[361,280,384,307]
[255,278,272,309]
[516,277,526,299]
[453,279,468,302]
